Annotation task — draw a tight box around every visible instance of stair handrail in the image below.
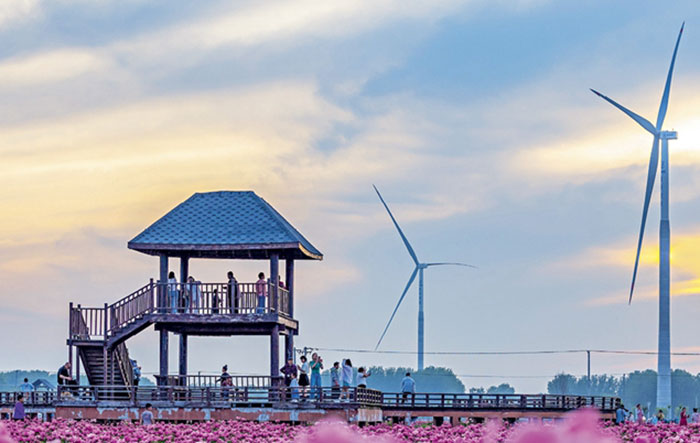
[113,342,134,393]
[108,280,155,335]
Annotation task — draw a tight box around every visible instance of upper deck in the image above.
[69,280,297,347]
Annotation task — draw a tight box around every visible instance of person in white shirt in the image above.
[356,367,371,388]
[340,359,353,400]
[168,272,179,313]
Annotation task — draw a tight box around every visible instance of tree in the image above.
[322,366,465,393]
[547,373,577,395]
[469,387,485,394]
[487,383,515,394]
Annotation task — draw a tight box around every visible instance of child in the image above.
[290,373,300,401]
[141,403,154,425]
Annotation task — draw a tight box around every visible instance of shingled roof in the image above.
[128,191,322,260]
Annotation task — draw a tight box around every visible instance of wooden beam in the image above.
[285,259,294,318]
[159,329,168,385]
[270,325,279,380]
[285,329,294,361]
[159,255,169,312]
[270,253,279,312]
[179,334,188,381]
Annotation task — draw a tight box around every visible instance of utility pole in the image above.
[587,350,591,395]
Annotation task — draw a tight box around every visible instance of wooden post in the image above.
[102,345,108,387]
[285,259,294,318]
[179,334,188,384]
[180,256,189,314]
[159,255,168,312]
[270,325,280,380]
[285,329,294,361]
[270,253,279,312]
[159,329,169,386]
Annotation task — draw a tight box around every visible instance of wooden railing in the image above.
[69,280,293,342]
[154,282,291,317]
[158,374,273,388]
[0,390,57,406]
[110,281,154,332]
[380,393,620,411]
[114,342,134,390]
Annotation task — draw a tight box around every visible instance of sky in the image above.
[1,0,700,393]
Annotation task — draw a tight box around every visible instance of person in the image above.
[330,362,341,400]
[691,408,700,424]
[255,272,267,313]
[310,353,323,399]
[132,360,142,386]
[278,276,285,289]
[19,378,34,393]
[13,394,25,420]
[656,409,665,424]
[401,372,415,404]
[680,406,689,426]
[141,403,154,425]
[614,404,628,425]
[280,357,297,401]
[168,271,179,313]
[357,367,371,388]
[212,288,220,314]
[290,373,300,401]
[219,365,232,400]
[227,271,239,314]
[57,362,78,397]
[187,276,201,313]
[340,359,353,400]
[297,355,310,399]
[635,404,645,424]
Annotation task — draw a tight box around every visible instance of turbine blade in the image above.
[590,89,656,135]
[424,262,477,269]
[375,267,419,350]
[656,22,684,130]
[629,135,660,304]
[373,185,419,265]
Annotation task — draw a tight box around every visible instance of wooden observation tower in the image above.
[67,191,322,394]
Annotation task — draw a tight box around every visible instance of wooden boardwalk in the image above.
[1,387,619,423]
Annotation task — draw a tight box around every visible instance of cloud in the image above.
[551,230,700,305]
[0,48,111,87]
[0,0,39,30]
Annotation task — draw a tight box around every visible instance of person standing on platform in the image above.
[297,355,310,399]
[219,365,232,400]
[168,271,179,313]
[255,272,267,314]
[13,394,25,420]
[57,362,77,397]
[19,378,34,393]
[357,367,371,388]
[280,357,297,400]
[400,372,415,404]
[330,362,341,400]
[132,360,142,386]
[309,353,323,399]
[340,359,352,400]
[227,271,239,314]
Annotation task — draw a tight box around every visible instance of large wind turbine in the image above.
[591,23,684,411]
[373,185,475,370]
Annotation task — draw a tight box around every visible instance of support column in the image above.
[285,259,295,318]
[179,334,188,384]
[270,325,280,382]
[159,255,169,312]
[285,330,294,362]
[657,133,672,412]
[180,256,189,314]
[75,348,81,385]
[159,329,169,386]
[270,253,279,312]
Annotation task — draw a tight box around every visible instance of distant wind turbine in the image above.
[590,23,684,411]
[373,185,475,371]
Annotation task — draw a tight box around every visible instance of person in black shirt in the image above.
[57,362,78,397]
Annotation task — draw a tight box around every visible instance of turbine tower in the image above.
[591,23,684,411]
[373,185,475,370]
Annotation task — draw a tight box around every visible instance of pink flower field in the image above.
[2,410,700,443]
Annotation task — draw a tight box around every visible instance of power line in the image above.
[305,347,700,357]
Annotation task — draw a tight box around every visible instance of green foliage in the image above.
[487,383,516,394]
[546,373,618,396]
[0,370,53,390]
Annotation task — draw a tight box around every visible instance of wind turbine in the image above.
[591,23,684,411]
[373,185,475,371]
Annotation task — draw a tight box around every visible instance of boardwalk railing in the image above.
[155,374,272,388]
[381,392,620,410]
[3,387,619,413]
[69,281,292,340]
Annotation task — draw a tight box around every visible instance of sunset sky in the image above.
[2,0,700,392]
